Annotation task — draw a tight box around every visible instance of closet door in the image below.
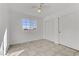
[60,11,79,50]
[43,17,58,43]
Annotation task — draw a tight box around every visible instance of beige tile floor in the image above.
[7,39,79,56]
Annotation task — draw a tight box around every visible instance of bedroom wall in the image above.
[0,4,8,46]
[9,10,43,45]
[60,11,79,50]
[0,4,9,54]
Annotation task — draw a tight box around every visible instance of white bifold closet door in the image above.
[59,11,79,50]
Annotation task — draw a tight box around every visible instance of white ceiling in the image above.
[8,3,79,19]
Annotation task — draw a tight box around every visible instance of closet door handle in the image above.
[58,17,61,34]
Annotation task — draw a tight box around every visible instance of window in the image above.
[22,18,37,30]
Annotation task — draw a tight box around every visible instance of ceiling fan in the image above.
[31,3,50,13]
[37,3,43,13]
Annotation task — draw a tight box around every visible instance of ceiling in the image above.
[8,3,79,19]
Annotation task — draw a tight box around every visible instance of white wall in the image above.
[9,10,43,45]
[60,11,79,50]
[0,4,9,55]
[0,4,8,45]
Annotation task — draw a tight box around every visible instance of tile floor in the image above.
[7,39,79,56]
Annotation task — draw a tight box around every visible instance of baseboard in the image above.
[9,39,43,46]
[46,39,79,52]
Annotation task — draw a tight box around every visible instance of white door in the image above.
[60,11,79,50]
[43,17,58,43]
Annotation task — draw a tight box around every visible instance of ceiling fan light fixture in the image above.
[37,8,41,13]
[37,3,43,13]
